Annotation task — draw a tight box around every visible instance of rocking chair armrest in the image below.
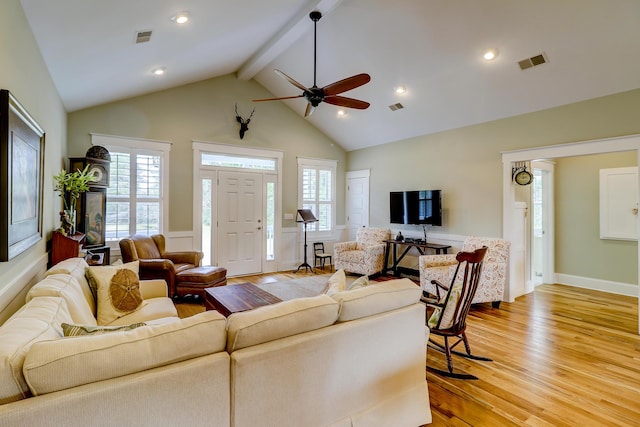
[430,279,450,300]
[420,295,440,306]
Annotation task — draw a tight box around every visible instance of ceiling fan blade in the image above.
[324,95,370,110]
[304,103,316,117]
[274,69,308,92]
[323,74,371,96]
[252,95,304,102]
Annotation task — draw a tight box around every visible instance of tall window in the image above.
[91,134,171,244]
[298,158,337,232]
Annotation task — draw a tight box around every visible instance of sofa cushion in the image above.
[46,257,95,315]
[87,261,146,325]
[108,297,178,326]
[23,310,227,396]
[347,275,369,290]
[62,322,147,336]
[26,274,97,326]
[325,269,346,296]
[331,278,421,322]
[0,296,71,404]
[226,295,339,353]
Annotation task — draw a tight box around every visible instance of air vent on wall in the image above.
[136,30,153,44]
[518,53,548,70]
[389,103,404,111]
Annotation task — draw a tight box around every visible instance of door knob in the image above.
[257,227,262,230]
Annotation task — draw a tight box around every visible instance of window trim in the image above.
[91,133,171,245]
[297,157,337,236]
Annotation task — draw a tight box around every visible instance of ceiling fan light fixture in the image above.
[171,12,190,24]
[482,48,499,61]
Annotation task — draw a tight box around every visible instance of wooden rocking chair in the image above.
[422,246,492,379]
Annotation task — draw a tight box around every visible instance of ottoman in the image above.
[175,266,227,300]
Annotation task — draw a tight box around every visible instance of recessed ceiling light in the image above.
[394,86,407,94]
[482,48,499,61]
[171,12,190,24]
[152,67,166,76]
[337,109,346,117]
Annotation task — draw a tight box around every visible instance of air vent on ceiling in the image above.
[135,30,153,44]
[518,53,548,70]
[389,103,404,111]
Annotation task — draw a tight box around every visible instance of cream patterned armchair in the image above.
[419,236,510,307]
[334,227,391,276]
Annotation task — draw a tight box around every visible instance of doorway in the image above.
[502,133,640,333]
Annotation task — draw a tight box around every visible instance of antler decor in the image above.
[235,103,255,139]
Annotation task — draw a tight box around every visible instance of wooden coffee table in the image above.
[204,283,282,317]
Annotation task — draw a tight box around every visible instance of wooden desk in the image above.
[383,239,451,277]
[204,283,282,317]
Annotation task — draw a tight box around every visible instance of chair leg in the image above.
[443,336,454,374]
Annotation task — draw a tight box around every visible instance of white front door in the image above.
[217,171,263,276]
[346,171,370,240]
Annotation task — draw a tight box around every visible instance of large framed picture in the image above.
[80,189,106,247]
[0,90,45,261]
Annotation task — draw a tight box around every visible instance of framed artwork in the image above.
[0,90,45,261]
[80,189,106,247]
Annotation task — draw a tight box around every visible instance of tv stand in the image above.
[382,239,451,277]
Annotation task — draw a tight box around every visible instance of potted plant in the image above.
[53,165,97,235]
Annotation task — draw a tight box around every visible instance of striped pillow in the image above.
[62,322,146,336]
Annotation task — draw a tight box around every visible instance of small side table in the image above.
[85,245,110,265]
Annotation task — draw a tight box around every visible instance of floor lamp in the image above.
[295,209,318,273]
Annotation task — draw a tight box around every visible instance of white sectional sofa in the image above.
[0,258,432,427]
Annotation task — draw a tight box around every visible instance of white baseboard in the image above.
[554,273,637,297]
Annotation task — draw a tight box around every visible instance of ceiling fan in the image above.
[253,11,371,117]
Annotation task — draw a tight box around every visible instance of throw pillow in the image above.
[347,275,369,290]
[88,261,146,325]
[62,322,147,336]
[325,269,346,296]
[427,284,462,329]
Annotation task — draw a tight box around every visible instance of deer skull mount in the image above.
[235,103,255,140]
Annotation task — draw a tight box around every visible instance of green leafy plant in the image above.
[53,165,97,212]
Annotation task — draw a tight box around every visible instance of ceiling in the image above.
[20,0,640,151]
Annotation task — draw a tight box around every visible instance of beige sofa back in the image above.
[227,278,431,427]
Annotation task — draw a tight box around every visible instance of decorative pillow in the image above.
[325,269,346,296]
[88,261,146,325]
[428,284,462,329]
[347,275,369,290]
[62,322,147,337]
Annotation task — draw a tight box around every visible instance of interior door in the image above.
[531,161,555,287]
[346,171,370,240]
[217,171,263,276]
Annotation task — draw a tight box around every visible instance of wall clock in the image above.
[512,161,533,186]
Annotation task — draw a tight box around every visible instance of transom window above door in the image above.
[201,153,276,170]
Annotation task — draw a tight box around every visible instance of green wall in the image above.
[555,152,637,284]
[348,89,640,284]
[0,1,67,287]
[67,74,347,230]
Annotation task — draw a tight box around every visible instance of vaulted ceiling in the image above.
[20,0,640,151]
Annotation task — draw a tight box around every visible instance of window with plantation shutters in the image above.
[298,158,336,233]
[91,134,171,245]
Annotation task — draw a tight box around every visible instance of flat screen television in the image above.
[390,190,442,226]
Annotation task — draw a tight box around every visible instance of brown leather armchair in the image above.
[119,234,203,298]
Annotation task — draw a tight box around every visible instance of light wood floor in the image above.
[176,271,640,426]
